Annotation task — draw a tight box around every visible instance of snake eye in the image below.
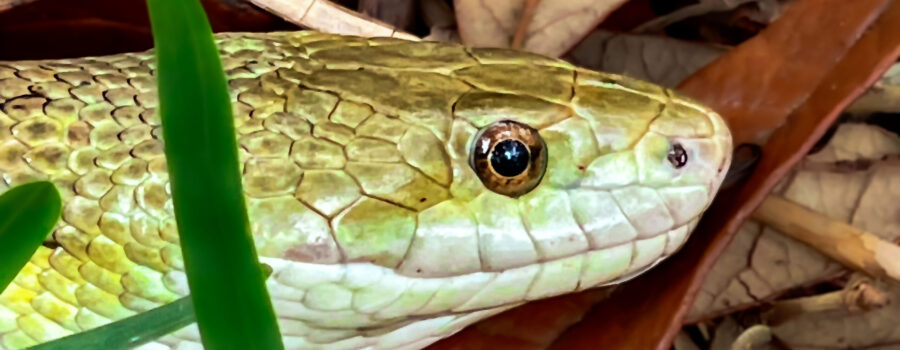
[668,143,688,168]
[470,120,547,197]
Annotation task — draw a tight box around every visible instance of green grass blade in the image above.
[28,296,195,350]
[27,264,273,350]
[145,1,284,349]
[0,181,61,291]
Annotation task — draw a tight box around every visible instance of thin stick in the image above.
[511,0,542,49]
[731,325,772,350]
[763,278,890,326]
[752,195,900,282]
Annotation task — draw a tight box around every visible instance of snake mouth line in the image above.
[256,218,700,324]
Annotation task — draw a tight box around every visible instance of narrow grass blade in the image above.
[29,296,195,350]
[145,1,284,349]
[27,264,272,349]
[0,181,61,291]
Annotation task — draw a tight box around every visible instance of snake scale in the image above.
[0,31,732,349]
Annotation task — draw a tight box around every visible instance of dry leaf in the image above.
[454,0,629,57]
[688,222,846,322]
[0,0,36,12]
[421,0,461,43]
[565,30,727,88]
[688,123,900,322]
[805,123,900,163]
[248,0,418,40]
[634,0,764,33]
[428,289,613,350]
[632,0,795,34]
[357,0,416,33]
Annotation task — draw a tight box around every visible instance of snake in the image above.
[0,31,732,349]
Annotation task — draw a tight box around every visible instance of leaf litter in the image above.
[684,122,900,349]
[4,0,900,349]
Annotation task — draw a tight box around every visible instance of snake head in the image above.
[0,32,736,350]
[535,70,733,284]
[228,38,735,348]
[445,67,732,291]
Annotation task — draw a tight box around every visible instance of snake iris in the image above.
[0,31,732,349]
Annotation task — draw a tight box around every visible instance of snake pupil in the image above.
[490,139,530,177]
[470,120,546,197]
[668,143,688,168]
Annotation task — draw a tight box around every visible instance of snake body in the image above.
[0,31,731,349]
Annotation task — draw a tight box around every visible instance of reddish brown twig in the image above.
[511,0,541,49]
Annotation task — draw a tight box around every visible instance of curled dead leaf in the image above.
[454,0,630,57]
[0,0,35,12]
[565,30,727,88]
[689,123,900,322]
[248,0,419,40]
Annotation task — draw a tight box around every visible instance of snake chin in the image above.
[170,216,699,349]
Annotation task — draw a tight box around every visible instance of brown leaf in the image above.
[678,0,893,146]
[805,123,900,163]
[428,289,613,350]
[538,1,900,349]
[0,0,36,13]
[633,0,795,34]
[248,0,419,40]
[689,222,845,322]
[594,0,657,32]
[454,0,630,57]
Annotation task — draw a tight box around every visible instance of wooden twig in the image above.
[763,278,890,326]
[247,0,419,40]
[731,324,772,350]
[511,0,541,49]
[797,156,900,173]
[848,62,900,113]
[847,84,900,114]
[752,196,900,282]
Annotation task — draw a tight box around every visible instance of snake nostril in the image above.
[668,143,688,168]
